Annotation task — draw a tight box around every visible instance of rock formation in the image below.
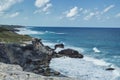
[0,38,57,76]
[54,44,64,50]
[0,38,84,78]
[58,49,83,58]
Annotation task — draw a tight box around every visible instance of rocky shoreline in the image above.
[0,38,83,77]
[0,26,84,80]
[0,62,77,80]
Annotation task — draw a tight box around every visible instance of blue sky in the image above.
[0,0,120,27]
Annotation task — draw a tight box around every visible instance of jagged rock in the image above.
[0,38,84,78]
[106,68,115,70]
[58,49,83,58]
[54,44,64,49]
[0,39,56,76]
[54,71,60,76]
[0,62,76,80]
[32,38,53,55]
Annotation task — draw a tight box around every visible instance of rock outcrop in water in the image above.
[54,44,64,49]
[58,49,84,58]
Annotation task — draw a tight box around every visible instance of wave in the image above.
[16,28,66,35]
[44,41,120,79]
[42,41,56,49]
[66,46,84,53]
[42,41,111,66]
[16,27,120,79]
[45,30,66,35]
[42,40,84,53]
[15,28,45,35]
[50,57,120,80]
[93,47,101,53]
[84,56,110,66]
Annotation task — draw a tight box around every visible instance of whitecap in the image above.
[50,57,120,80]
[84,56,110,66]
[15,28,45,35]
[45,31,55,34]
[44,30,65,35]
[93,47,101,53]
[55,48,64,53]
[66,46,84,53]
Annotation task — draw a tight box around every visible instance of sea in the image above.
[16,26,120,80]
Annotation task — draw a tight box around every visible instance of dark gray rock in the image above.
[0,38,58,76]
[58,49,83,58]
[106,68,115,71]
[54,44,64,49]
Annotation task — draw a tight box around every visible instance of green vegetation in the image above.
[0,26,32,43]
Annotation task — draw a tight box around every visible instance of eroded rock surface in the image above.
[0,62,77,80]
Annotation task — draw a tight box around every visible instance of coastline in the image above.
[0,25,80,80]
[0,25,119,80]
[16,26,120,80]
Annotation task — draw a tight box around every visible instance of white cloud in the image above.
[43,3,52,12]
[0,0,22,12]
[79,8,83,11]
[102,5,115,14]
[35,0,50,8]
[84,12,95,20]
[66,6,78,18]
[115,13,120,18]
[34,0,52,14]
[61,5,115,21]
[0,0,22,18]
[2,12,20,18]
[9,12,19,18]
[82,9,89,14]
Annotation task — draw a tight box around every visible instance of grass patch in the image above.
[0,27,32,43]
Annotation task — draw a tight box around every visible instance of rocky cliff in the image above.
[0,26,83,80]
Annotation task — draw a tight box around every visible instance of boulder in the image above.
[106,68,115,71]
[54,44,64,49]
[58,49,83,58]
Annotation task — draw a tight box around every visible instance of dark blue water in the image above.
[28,27,120,67]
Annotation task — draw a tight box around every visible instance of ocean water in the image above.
[16,27,120,80]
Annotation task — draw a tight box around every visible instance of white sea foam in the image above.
[45,31,55,34]
[66,46,84,53]
[42,41,84,53]
[42,41,56,49]
[16,28,66,36]
[50,57,120,80]
[84,56,110,66]
[15,28,44,35]
[45,30,65,34]
[93,47,101,53]
[55,48,64,53]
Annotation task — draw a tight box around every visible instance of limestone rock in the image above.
[58,49,83,58]
[0,62,76,80]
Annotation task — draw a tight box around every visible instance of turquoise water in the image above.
[16,27,120,80]
[27,27,120,67]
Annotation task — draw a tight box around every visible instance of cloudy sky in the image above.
[0,0,120,27]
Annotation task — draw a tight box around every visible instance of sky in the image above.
[0,0,120,27]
